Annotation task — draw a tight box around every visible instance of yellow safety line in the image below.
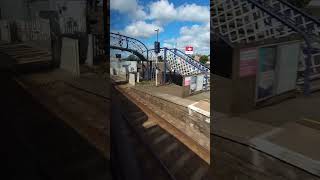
[302,118,320,125]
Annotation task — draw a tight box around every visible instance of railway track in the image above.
[113,84,209,180]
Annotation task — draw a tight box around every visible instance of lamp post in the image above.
[155,29,159,42]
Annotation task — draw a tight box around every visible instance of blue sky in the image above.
[110,0,210,55]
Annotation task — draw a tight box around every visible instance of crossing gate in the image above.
[212,0,320,94]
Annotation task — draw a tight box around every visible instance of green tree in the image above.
[126,54,139,61]
[199,55,209,64]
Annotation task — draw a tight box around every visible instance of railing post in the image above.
[126,37,128,49]
[304,42,312,96]
[164,48,167,84]
[147,49,149,61]
[149,61,153,80]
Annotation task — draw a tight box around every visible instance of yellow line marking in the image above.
[302,118,320,125]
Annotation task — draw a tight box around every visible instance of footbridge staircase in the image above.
[212,0,320,94]
[110,32,210,90]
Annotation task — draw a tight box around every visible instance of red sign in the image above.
[186,46,193,51]
[185,46,193,54]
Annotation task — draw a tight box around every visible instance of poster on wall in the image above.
[239,48,258,77]
[184,76,191,86]
[256,47,276,101]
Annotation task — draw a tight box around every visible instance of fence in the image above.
[92,33,105,59]
[0,18,51,42]
[60,17,86,34]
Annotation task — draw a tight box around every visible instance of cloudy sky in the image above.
[110,0,210,55]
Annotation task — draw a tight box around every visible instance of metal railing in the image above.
[110,32,149,61]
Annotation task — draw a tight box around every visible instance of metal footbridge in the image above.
[110,32,210,90]
[212,0,320,95]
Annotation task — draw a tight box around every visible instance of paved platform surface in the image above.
[1,71,110,180]
[0,42,51,65]
[211,81,320,177]
[20,69,110,158]
[135,82,210,101]
[213,111,320,177]
[239,91,320,127]
[133,82,210,117]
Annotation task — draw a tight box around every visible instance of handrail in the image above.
[110,32,149,61]
[170,48,210,71]
[148,47,210,74]
[277,0,320,26]
[110,32,149,51]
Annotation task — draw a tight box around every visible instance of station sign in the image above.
[185,46,193,55]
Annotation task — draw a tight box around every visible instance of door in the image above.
[256,47,277,101]
[276,43,300,94]
[196,74,204,91]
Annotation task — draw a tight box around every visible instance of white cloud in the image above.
[111,0,210,51]
[176,4,209,22]
[149,0,177,23]
[123,21,164,38]
[111,0,209,23]
[110,0,146,20]
[110,0,137,13]
[148,0,209,24]
[164,23,210,55]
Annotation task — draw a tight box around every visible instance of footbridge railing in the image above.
[110,32,210,90]
[110,32,149,61]
[148,47,210,90]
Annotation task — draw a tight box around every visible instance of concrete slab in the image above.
[142,120,157,128]
[153,92,195,107]
[250,122,320,176]
[129,73,135,85]
[132,84,207,108]
[188,100,210,117]
[60,37,80,77]
[212,117,274,144]
[239,91,320,126]
[65,73,110,99]
[213,115,320,177]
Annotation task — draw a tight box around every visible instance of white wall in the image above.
[111,59,138,76]
[56,0,87,32]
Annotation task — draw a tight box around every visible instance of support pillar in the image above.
[149,61,152,80]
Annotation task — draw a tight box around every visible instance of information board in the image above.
[239,48,258,77]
